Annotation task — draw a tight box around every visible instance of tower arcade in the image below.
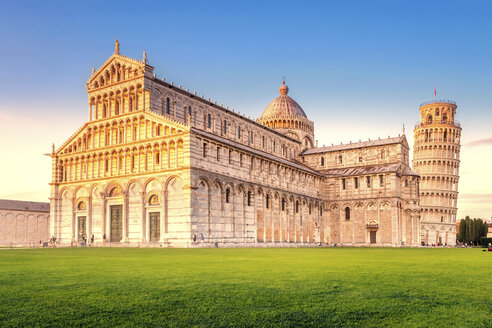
[413,100,461,245]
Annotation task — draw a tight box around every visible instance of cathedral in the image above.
[49,41,460,247]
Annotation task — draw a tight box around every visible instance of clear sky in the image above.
[0,0,491,220]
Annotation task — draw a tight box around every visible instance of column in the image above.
[88,196,93,238]
[122,192,128,242]
[161,190,168,243]
[103,196,108,241]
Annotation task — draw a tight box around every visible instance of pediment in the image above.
[55,111,189,157]
[86,53,153,90]
[401,135,410,149]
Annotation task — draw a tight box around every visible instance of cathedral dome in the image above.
[260,81,307,120]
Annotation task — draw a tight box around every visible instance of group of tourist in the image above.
[80,234,95,247]
[192,233,205,244]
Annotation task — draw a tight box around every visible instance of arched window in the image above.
[435,109,439,116]
[149,194,160,205]
[295,200,299,213]
[77,201,87,210]
[247,191,252,206]
[443,130,447,141]
[345,207,350,220]
[187,106,192,122]
[427,115,433,124]
[237,126,241,139]
[339,154,343,164]
[320,157,325,166]
[266,194,270,209]
[442,113,447,123]
[223,120,227,135]
[166,98,170,114]
[226,188,230,203]
[59,165,64,182]
[109,186,122,197]
[207,114,211,129]
[281,198,285,211]
[273,141,276,152]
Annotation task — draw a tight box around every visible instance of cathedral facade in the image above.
[49,43,439,247]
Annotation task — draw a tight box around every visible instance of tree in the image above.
[457,216,489,245]
[457,219,466,242]
[465,216,472,243]
[481,221,489,238]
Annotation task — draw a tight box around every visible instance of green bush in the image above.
[480,237,492,247]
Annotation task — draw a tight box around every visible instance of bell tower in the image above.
[413,100,462,245]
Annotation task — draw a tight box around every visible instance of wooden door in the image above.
[149,212,160,242]
[110,205,123,242]
[370,230,377,244]
[78,216,86,242]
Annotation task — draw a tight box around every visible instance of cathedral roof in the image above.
[318,163,419,177]
[191,128,322,176]
[303,136,407,154]
[260,82,307,120]
[0,199,50,212]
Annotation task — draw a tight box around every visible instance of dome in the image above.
[260,81,307,120]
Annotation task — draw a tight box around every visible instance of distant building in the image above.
[48,41,448,247]
[0,199,50,245]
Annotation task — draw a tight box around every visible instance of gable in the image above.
[86,53,153,90]
[55,111,189,157]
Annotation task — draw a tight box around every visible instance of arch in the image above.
[144,177,162,193]
[74,200,86,211]
[108,186,122,197]
[148,194,160,205]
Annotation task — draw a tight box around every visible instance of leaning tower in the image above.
[413,100,461,246]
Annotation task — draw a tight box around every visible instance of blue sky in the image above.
[0,0,491,219]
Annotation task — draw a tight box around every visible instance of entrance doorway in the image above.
[370,230,377,244]
[110,205,123,242]
[78,216,86,242]
[149,212,160,242]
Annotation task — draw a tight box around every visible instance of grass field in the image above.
[0,248,490,327]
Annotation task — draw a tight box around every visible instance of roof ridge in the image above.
[0,199,50,212]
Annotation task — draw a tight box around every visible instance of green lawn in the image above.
[0,248,490,327]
